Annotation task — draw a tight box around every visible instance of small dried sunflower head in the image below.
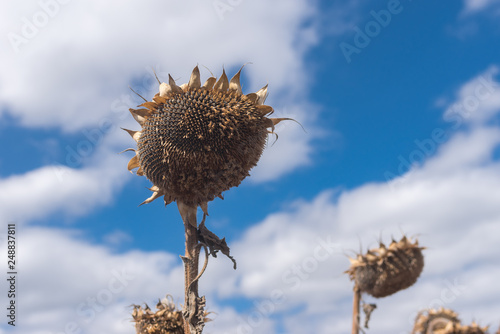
[131,297,211,334]
[412,308,489,334]
[124,66,287,207]
[345,235,425,298]
[412,308,460,334]
[132,298,184,334]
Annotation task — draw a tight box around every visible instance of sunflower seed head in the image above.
[412,308,460,334]
[132,298,184,334]
[345,235,425,298]
[125,66,286,207]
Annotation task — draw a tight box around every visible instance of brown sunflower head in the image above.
[124,66,287,207]
[345,235,425,298]
[412,308,460,334]
[132,300,183,334]
[412,308,490,334]
[132,297,211,334]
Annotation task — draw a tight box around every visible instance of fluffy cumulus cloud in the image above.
[0,143,129,224]
[4,68,500,333]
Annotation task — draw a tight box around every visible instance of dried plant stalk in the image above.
[351,284,361,334]
[177,202,204,334]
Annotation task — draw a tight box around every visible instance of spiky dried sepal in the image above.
[346,236,425,298]
[412,308,460,334]
[126,65,283,207]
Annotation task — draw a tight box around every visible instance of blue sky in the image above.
[1,0,500,333]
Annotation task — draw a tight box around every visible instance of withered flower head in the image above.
[124,66,287,207]
[132,299,184,334]
[412,308,460,334]
[412,308,489,334]
[346,235,425,298]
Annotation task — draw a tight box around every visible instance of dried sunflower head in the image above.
[346,235,424,298]
[412,308,489,334]
[412,308,460,334]
[124,66,286,207]
[132,296,211,334]
[132,300,183,334]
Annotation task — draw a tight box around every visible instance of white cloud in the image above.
[103,230,133,247]
[422,127,500,174]
[205,306,276,334]
[0,137,129,224]
[443,66,500,125]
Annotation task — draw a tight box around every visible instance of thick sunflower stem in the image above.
[352,284,361,334]
[177,202,203,334]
